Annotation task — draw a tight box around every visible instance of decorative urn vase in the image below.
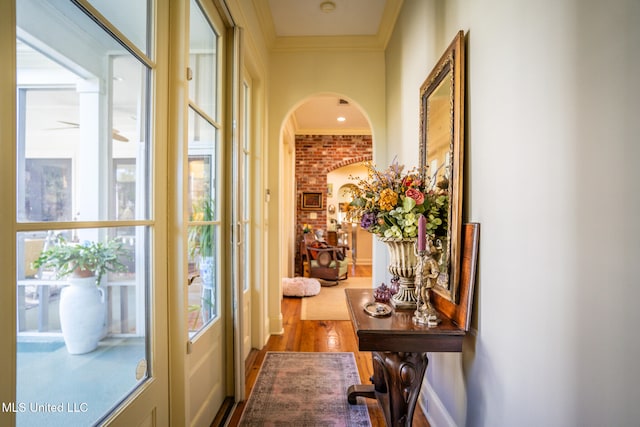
[59,275,106,354]
[380,238,418,309]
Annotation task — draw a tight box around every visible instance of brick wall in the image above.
[295,134,372,272]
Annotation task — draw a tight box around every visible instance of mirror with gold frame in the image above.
[419,30,465,303]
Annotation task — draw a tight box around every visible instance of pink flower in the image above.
[405,188,425,205]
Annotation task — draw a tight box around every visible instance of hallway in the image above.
[227,265,430,426]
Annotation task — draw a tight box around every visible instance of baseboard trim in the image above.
[419,380,457,427]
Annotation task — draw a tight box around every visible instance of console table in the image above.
[346,223,479,426]
[345,289,464,426]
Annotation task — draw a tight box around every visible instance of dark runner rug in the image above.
[239,352,372,426]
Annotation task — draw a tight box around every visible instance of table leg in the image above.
[348,351,428,427]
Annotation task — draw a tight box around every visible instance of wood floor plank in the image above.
[225,265,430,427]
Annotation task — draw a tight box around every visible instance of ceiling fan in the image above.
[47,120,130,142]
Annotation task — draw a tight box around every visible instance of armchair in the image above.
[304,237,348,286]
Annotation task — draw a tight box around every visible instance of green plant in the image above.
[189,198,215,260]
[32,235,131,285]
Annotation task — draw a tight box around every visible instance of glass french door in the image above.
[239,74,253,364]
[4,0,169,426]
[182,1,227,425]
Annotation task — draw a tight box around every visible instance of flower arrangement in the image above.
[302,223,312,234]
[347,160,448,240]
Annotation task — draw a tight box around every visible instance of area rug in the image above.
[239,352,371,426]
[300,277,372,320]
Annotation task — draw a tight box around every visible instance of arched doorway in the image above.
[281,94,373,278]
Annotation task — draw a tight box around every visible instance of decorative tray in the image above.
[363,301,393,317]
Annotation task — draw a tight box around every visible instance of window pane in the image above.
[188,154,211,217]
[242,81,251,220]
[189,0,218,120]
[187,107,218,219]
[187,105,219,336]
[15,1,152,425]
[17,9,150,223]
[16,226,148,426]
[111,55,149,221]
[243,223,250,292]
[86,0,150,56]
[187,225,219,334]
[23,158,73,222]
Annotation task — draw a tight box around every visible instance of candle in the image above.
[418,214,426,252]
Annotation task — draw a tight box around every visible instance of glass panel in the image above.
[241,81,250,292]
[189,0,218,120]
[86,0,150,56]
[16,226,148,426]
[188,154,210,217]
[243,223,250,292]
[242,81,250,220]
[16,10,149,223]
[114,159,137,221]
[111,55,148,221]
[17,88,78,222]
[187,225,219,335]
[187,108,218,218]
[24,158,73,222]
[186,0,220,338]
[15,2,152,425]
[186,105,219,336]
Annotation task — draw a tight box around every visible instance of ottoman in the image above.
[282,277,321,297]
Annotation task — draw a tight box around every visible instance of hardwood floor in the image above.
[225,264,430,427]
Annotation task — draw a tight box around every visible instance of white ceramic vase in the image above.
[199,256,215,290]
[59,276,106,354]
[199,256,215,323]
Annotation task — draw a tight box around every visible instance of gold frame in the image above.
[419,30,465,303]
[301,192,323,210]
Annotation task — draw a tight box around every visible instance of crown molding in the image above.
[252,0,277,47]
[377,0,404,49]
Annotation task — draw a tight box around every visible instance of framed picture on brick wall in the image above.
[301,192,323,210]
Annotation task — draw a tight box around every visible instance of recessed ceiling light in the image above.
[337,116,346,122]
[320,1,336,13]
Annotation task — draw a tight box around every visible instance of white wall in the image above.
[386,0,640,425]
[382,0,439,284]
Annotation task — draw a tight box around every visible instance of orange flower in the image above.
[379,188,398,211]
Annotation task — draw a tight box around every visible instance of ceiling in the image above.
[258,0,404,134]
[267,0,387,37]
